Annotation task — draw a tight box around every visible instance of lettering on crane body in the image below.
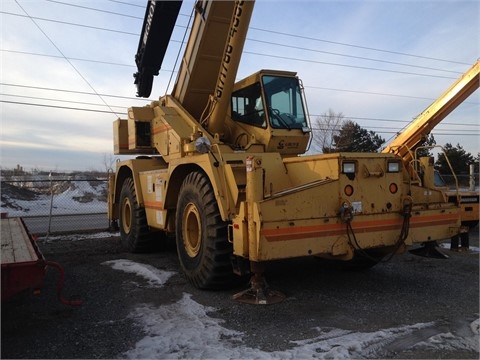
[142,1,156,46]
[215,1,245,99]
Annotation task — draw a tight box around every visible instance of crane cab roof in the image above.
[234,69,298,90]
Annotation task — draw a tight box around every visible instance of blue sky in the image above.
[1,0,479,172]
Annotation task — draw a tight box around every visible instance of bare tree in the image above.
[310,109,344,154]
[102,153,116,175]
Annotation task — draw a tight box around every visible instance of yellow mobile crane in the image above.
[108,0,462,304]
[383,60,479,230]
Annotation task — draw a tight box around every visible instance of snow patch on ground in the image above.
[38,231,118,241]
[102,259,175,288]
[124,294,472,360]
[105,259,479,359]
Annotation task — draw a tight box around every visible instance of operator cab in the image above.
[227,70,312,154]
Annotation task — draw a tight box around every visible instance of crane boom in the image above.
[383,60,479,163]
[172,1,236,120]
[172,0,254,134]
[133,0,182,98]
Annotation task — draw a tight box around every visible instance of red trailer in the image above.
[1,217,81,305]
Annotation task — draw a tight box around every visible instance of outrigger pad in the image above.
[232,271,285,305]
[409,241,449,259]
[233,287,285,305]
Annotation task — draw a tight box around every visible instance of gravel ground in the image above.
[2,228,479,359]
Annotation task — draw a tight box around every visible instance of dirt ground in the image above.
[1,228,479,359]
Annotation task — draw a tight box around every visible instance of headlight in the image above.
[387,161,400,173]
[342,162,356,174]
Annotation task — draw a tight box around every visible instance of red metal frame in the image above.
[1,218,81,306]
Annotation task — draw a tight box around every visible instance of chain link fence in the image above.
[440,174,478,191]
[1,171,477,235]
[1,175,111,235]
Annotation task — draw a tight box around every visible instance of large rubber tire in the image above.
[175,171,234,289]
[119,177,156,253]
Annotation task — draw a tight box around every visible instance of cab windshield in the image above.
[262,75,308,130]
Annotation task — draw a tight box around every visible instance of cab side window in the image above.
[231,82,266,128]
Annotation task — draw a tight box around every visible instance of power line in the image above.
[1,11,140,36]
[106,0,144,8]
[3,99,478,137]
[0,82,148,101]
[37,0,474,66]
[45,0,144,20]
[244,51,457,80]
[248,38,463,75]
[1,4,470,75]
[3,3,477,137]
[0,93,127,110]
[2,82,477,128]
[249,27,472,66]
[0,49,136,68]
[1,100,127,115]
[14,0,120,117]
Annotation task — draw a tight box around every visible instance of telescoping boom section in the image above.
[382,60,479,229]
[108,0,463,303]
[383,60,479,164]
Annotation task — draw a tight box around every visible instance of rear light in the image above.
[387,161,400,173]
[344,185,354,196]
[342,161,356,174]
[389,183,398,194]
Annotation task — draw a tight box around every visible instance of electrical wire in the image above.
[14,0,472,67]
[2,2,477,140]
[249,26,472,66]
[14,0,119,117]
[0,82,149,101]
[1,100,127,115]
[0,93,127,109]
[2,99,478,137]
[244,50,458,80]
[0,49,136,68]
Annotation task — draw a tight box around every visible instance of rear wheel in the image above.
[175,171,234,289]
[119,177,158,252]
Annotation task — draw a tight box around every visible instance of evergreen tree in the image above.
[435,143,474,175]
[331,120,385,153]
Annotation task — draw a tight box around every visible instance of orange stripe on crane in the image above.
[152,124,171,134]
[261,213,459,242]
[144,201,165,210]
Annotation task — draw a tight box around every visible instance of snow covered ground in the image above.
[103,259,480,359]
[1,179,107,217]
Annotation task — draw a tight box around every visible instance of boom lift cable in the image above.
[165,5,195,97]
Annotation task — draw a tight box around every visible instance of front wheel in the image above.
[175,171,234,289]
[119,177,157,252]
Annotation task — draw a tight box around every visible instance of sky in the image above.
[1,0,479,172]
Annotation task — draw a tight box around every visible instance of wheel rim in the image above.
[183,202,202,258]
[121,197,132,234]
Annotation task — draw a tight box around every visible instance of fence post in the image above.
[46,172,54,238]
[469,164,475,191]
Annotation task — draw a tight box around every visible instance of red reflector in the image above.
[233,224,240,229]
[389,183,398,194]
[344,185,354,196]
